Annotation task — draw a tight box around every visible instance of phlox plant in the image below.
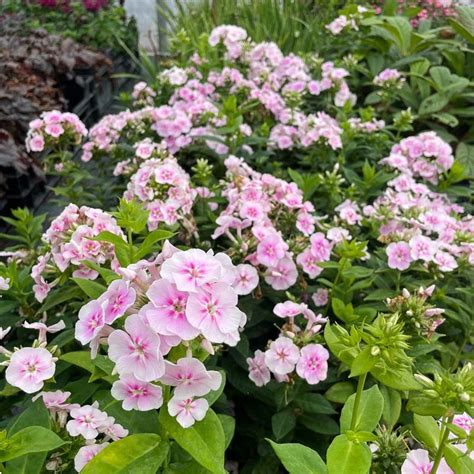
[0,4,473,474]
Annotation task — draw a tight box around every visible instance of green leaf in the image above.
[324,323,357,367]
[445,444,474,473]
[326,434,371,474]
[294,393,336,415]
[94,231,131,267]
[372,366,420,391]
[346,430,378,443]
[413,415,440,450]
[449,6,474,44]
[60,352,115,384]
[340,385,384,433]
[37,286,82,314]
[380,385,401,429]
[418,93,449,115]
[218,414,235,449]
[407,395,448,417]
[350,347,378,377]
[267,439,327,474]
[331,298,356,323]
[272,408,296,441]
[158,408,225,474]
[298,414,339,435]
[0,427,67,462]
[94,391,159,434]
[82,434,166,474]
[72,278,106,299]
[83,261,121,284]
[325,382,355,404]
[6,399,50,474]
[113,198,149,235]
[134,229,175,260]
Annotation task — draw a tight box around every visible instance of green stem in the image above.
[431,415,453,474]
[333,257,347,288]
[350,372,367,431]
[323,257,348,317]
[128,229,134,261]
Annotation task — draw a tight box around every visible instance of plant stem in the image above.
[128,229,134,261]
[350,372,367,431]
[431,415,453,474]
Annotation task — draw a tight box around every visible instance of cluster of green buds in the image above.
[191,158,214,186]
[325,314,415,390]
[385,286,445,338]
[409,363,474,417]
[370,426,409,474]
[393,108,414,132]
[352,314,412,377]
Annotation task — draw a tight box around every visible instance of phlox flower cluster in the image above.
[80,26,347,167]
[381,132,454,184]
[348,117,386,133]
[131,81,156,106]
[386,286,446,338]
[112,139,173,177]
[31,204,123,302]
[373,0,456,27]
[247,301,329,386]
[363,174,473,272]
[39,390,128,472]
[123,157,196,229]
[26,110,87,153]
[208,25,248,60]
[269,111,343,151]
[75,242,251,427]
[325,6,368,35]
[373,68,405,89]
[212,156,337,289]
[308,61,356,108]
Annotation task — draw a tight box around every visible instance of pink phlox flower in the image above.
[5,347,56,394]
[75,300,106,345]
[264,337,300,375]
[66,402,109,440]
[22,320,65,344]
[111,374,163,411]
[160,248,223,292]
[247,349,271,386]
[273,301,306,318]
[232,264,259,295]
[160,357,222,398]
[74,443,109,472]
[401,449,452,474]
[107,314,165,382]
[186,283,245,344]
[99,279,136,324]
[264,256,298,290]
[144,279,199,340]
[296,344,329,384]
[167,396,209,428]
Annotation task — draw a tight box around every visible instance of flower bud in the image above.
[370,346,381,356]
[402,288,410,299]
[459,392,470,403]
[414,373,434,387]
[200,339,214,355]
